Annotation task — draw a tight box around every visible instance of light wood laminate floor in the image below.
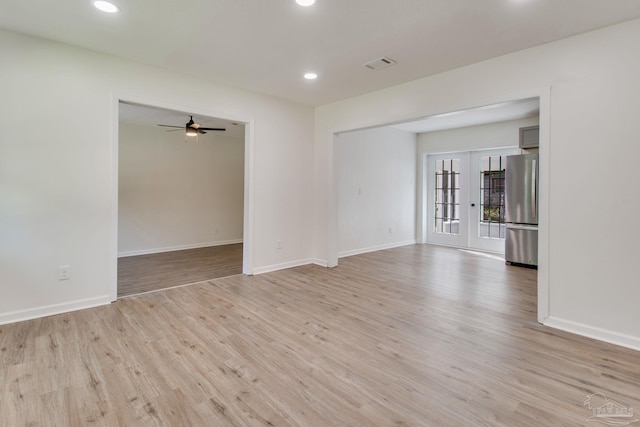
[117,244,243,297]
[2,244,639,426]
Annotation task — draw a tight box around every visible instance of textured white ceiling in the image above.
[2,1,640,106]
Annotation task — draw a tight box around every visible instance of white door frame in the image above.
[109,94,255,302]
[329,90,550,324]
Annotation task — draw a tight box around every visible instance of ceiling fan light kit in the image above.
[157,115,226,141]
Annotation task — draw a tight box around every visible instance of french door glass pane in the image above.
[434,158,460,235]
[479,155,506,239]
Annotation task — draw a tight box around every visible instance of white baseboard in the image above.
[311,258,329,268]
[118,239,243,258]
[338,240,417,259]
[0,295,112,326]
[544,316,640,352]
[252,258,316,275]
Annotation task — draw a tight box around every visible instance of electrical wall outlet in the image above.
[58,265,71,280]
[276,240,283,250]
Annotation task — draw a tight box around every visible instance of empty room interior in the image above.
[117,102,246,297]
[1,1,640,425]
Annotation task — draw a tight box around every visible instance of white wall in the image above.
[337,127,416,257]
[118,123,244,256]
[3,19,640,351]
[0,29,314,324]
[314,19,640,349]
[417,117,539,154]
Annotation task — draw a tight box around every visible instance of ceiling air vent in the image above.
[364,56,397,70]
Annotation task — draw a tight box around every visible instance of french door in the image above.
[426,153,469,248]
[426,148,519,253]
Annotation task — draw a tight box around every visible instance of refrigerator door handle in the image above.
[506,223,538,231]
[532,159,537,221]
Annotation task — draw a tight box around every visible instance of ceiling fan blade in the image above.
[158,117,224,134]
[164,129,183,132]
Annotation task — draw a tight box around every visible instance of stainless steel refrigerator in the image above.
[504,153,538,267]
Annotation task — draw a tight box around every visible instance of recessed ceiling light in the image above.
[296,0,316,6]
[304,72,318,80]
[94,1,119,13]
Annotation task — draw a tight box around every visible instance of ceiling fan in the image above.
[157,116,226,136]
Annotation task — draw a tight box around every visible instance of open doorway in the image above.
[117,102,246,297]
[333,94,549,321]
[335,97,540,257]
